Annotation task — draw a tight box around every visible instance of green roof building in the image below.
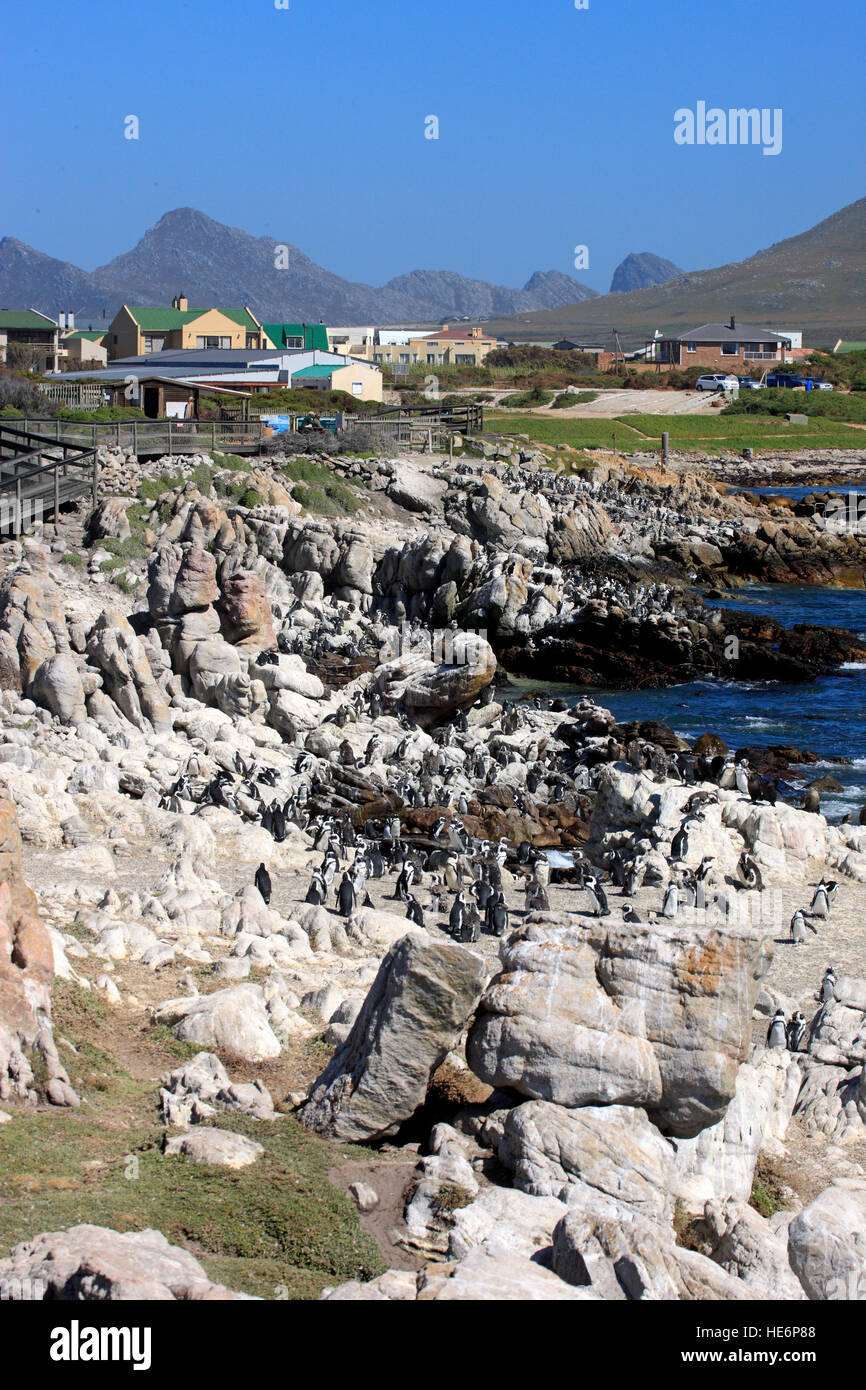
[263,322,329,351]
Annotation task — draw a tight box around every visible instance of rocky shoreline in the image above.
[0,439,865,1302]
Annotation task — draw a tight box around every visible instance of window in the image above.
[686,343,697,354]
[195,335,231,349]
[721,342,739,355]
[143,335,165,353]
[426,354,437,364]
[373,353,383,363]
[246,334,257,349]
[455,354,476,364]
[399,354,410,364]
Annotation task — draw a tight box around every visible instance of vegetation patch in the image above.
[59,551,84,567]
[0,981,384,1300]
[750,1161,787,1219]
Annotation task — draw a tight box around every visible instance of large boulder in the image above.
[30,652,86,725]
[499,1100,676,1220]
[0,1225,252,1299]
[0,792,77,1106]
[85,610,171,734]
[786,1183,866,1300]
[704,1198,806,1300]
[218,571,276,651]
[376,636,496,719]
[151,983,282,1062]
[300,933,488,1142]
[466,926,662,1108]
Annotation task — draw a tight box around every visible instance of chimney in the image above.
[729,315,736,331]
[172,294,188,312]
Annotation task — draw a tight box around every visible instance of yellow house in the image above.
[291,360,383,402]
[107,296,266,359]
[373,325,500,367]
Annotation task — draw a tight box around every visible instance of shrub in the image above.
[59,550,84,567]
[237,487,265,508]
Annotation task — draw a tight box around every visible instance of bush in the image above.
[237,487,265,508]
[0,369,49,414]
[504,387,554,408]
[59,550,84,567]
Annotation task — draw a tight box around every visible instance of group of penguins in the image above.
[789,879,839,944]
[766,965,839,1053]
[251,819,516,943]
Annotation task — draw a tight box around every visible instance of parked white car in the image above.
[695,374,739,392]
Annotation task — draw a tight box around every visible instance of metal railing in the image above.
[0,422,97,536]
[14,418,266,455]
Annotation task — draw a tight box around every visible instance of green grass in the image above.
[211,452,252,472]
[279,459,360,516]
[551,390,598,408]
[138,472,184,502]
[488,410,866,455]
[237,487,265,509]
[0,981,385,1300]
[59,551,84,567]
[502,388,554,409]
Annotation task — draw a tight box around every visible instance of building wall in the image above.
[373,330,498,366]
[659,341,784,369]
[327,363,383,401]
[63,337,108,366]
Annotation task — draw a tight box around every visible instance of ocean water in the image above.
[509,584,866,823]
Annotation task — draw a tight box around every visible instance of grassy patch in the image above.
[59,551,84,567]
[551,390,598,408]
[430,1183,474,1217]
[237,487,265,509]
[280,460,360,516]
[0,981,384,1299]
[211,452,252,473]
[750,1161,787,1219]
[488,410,866,455]
[503,388,554,409]
[138,472,184,502]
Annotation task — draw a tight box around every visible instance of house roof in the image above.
[835,341,866,353]
[126,306,260,331]
[0,309,58,329]
[292,364,341,378]
[669,322,788,344]
[64,329,106,342]
[263,322,329,350]
[421,329,495,341]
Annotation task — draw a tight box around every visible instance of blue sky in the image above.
[2,0,864,293]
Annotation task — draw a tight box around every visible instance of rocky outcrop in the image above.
[469,917,770,1139]
[0,791,77,1107]
[301,933,488,1142]
[786,1183,866,1300]
[0,1224,253,1299]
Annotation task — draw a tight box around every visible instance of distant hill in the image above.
[610,252,684,294]
[0,207,598,327]
[479,196,866,349]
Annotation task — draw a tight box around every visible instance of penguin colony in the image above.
[158,658,852,983]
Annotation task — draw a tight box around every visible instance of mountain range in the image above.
[0,209,604,326]
[478,197,866,348]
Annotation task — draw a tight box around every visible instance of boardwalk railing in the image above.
[371,402,484,433]
[14,418,266,456]
[0,423,97,536]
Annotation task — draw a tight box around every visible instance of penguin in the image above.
[271,805,287,844]
[737,852,764,892]
[662,882,679,918]
[491,893,509,937]
[803,786,821,814]
[622,904,643,925]
[789,909,808,945]
[254,863,272,905]
[735,761,751,798]
[766,1009,788,1050]
[817,967,836,1004]
[305,871,326,905]
[336,872,356,918]
[810,881,830,919]
[583,876,609,918]
[448,893,467,938]
[394,862,415,902]
[670,819,695,863]
[624,864,641,898]
[786,1011,806,1052]
[405,894,425,928]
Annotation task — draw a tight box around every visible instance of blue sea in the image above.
[510,584,866,823]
